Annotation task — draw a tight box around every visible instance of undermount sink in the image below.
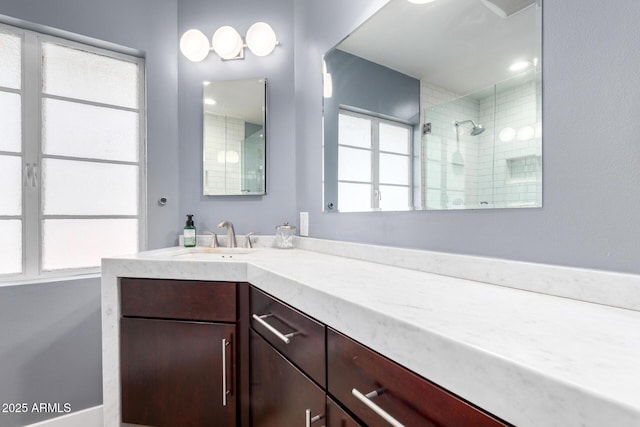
[171,246,253,260]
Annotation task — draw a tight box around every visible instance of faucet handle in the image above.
[203,231,219,248]
[244,232,257,249]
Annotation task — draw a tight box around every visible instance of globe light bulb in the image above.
[246,22,278,57]
[212,26,244,60]
[179,29,210,62]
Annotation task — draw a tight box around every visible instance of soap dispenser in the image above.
[184,214,196,247]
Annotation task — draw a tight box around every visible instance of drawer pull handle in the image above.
[352,388,405,427]
[252,313,298,344]
[222,338,230,406]
[305,408,323,427]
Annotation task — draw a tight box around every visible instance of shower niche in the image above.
[422,69,541,210]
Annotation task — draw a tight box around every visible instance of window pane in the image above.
[379,185,410,211]
[338,182,371,212]
[42,219,138,271]
[0,32,21,89]
[42,42,139,108]
[339,113,371,148]
[42,98,138,162]
[339,146,371,182]
[0,155,22,215]
[42,159,138,215]
[0,220,21,275]
[379,153,409,185]
[0,91,21,152]
[379,123,410,154]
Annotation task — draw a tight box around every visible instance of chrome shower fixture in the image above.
[455,120,485,136]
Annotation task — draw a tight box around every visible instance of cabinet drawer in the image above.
[121,278,236,322]
[250,286,326,387]
[327,329,509,427]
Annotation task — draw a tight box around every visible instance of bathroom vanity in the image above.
[102,238,640,427]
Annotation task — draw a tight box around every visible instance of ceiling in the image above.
[336,0,541,96]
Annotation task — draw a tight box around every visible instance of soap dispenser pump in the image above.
[184,214,196,247]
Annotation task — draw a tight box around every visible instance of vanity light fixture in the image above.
[204,98,217,105]
[499,127,516,142]
[180,22,279,62]
[322,59,333,98]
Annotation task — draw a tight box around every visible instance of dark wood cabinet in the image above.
[327,397,363,427]
[121,318,235,427]
[250,286,326,387]
[327,328,510,427]
[120,278,241,427]
[250,329,325,427]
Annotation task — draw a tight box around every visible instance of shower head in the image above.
[470,124,485,136]
[455,120,485,136]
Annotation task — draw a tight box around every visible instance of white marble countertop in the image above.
[101,241,640,427]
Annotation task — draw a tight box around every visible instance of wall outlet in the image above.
[299,212,309,236]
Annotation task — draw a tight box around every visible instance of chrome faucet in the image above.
[203,231,219,248]
[216,221,237,248]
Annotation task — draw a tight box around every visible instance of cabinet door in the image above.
[327,397,363,427]
[121,318,236,427]
[250,329,324,427]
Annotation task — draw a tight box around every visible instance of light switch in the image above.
[299,212,309,236]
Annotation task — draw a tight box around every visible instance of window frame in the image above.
[337,108,413,212]
[0,22,146,282]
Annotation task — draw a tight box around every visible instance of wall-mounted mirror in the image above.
[323,0,542,212]
[203,78,266,195]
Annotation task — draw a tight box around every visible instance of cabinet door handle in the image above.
[252,313,298,344]
[352,388,405,427]
[305,408,323,427]
[222,338,230,406]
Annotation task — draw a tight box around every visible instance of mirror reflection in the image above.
[203,78,266,196]
[323,0,542,212]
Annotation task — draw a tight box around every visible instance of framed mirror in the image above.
[323,0,542,212]
[203,77,266,196]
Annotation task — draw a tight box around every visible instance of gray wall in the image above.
[323,48,420,209]
[295,0,640,275]
[0,0,179,425]
[0,278,101,426]
[178,0,297,236]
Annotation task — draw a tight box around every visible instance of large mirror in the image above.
[203,78,266,196]
[323,0,542,212]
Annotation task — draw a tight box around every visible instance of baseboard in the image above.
[24,405,102,427]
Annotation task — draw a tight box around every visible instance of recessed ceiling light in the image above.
[509,60,532,72]
[408,0,436,4]
[204,98,217,105]
[203,81,211,86]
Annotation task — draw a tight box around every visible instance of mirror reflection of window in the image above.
[338,110,412,212]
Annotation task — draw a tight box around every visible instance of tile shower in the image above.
[421,69,542,209]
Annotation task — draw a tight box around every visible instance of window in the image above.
[337,110,412,212]
[0,23,145,280]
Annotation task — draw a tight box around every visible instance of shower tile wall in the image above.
[421,72,541,209]
[204,113,244,194]
[421,82,480,209]
[477,76,541,208]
